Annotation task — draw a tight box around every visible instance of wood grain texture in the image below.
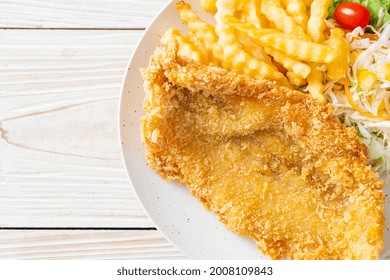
[0,29,155,227]
[0,230,186,259]
[0,229,387,259]
[0,1,388,260]
[0,0,170,29]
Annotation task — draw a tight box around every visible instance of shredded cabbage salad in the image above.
[324,21,390,178]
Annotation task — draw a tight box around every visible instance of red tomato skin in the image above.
[334,2,370,30]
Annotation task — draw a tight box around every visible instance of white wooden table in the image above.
[1,0,389,260]
[0,0,187,259]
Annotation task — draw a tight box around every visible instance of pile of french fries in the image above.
[161,0,350,102]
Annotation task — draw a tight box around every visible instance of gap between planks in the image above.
[0,0,170,29]
[0,29,152,228]
[0,227,157,230]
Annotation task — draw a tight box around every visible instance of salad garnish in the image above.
[326,2,390,177]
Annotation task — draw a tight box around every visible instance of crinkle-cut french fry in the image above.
[186,32,210,58]
[307,0,332,42]
[215,0,241,61]
[241,0,268,28]
[259,0,308,39]
[307,62,326,103]
[225,16,279,36]
[237,32,274,66]
[176,2,224,67]
[264,47,311,78]
[281,0,308,31]
[235,29,337,63]
[286,71,307,87]
[324,28,350,80]
[229,21,335,64]
[161,28,209,64]
[200,0,216,12]
[215,0,289,85]
[302,0,314,6]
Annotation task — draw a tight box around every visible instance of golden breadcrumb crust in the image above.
[140,44,385,260]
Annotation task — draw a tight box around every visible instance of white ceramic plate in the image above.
[119,0,390,259]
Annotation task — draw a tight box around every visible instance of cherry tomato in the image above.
[334,2,370,30]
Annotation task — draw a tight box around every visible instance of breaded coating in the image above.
[140,44,385,260]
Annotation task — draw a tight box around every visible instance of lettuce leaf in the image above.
[328,0,390,28]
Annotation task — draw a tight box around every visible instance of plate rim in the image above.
[118,0,190,258]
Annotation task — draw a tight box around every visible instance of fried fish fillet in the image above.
[140,45,385,259]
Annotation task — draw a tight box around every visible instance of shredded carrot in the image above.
[341,78,390,120]
[360,33,379,41]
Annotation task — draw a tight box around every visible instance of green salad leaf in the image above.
[329,0,390,28]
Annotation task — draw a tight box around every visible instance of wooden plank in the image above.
[0,229,387,259]
[0,29,154,227]
[0,0,169,29]
[0,230,186,259]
